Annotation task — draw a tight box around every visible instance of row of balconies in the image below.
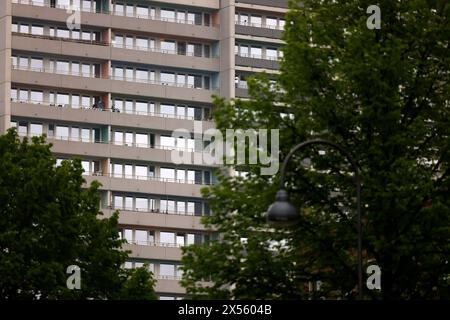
[12,2,219,40]
[11,66,216,104]
[12,0,282,41]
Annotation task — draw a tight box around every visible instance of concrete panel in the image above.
[235,24,283,39]
[122,243,182,261]
[235,55,280,70]
[102,209,207,231]
[155,279,185,295]
[111,47,220,73]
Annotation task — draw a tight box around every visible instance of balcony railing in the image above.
[124,239,185,248]
[235,21,285,31]
[87,172,212,186]
[12,32,108,46]
[236,52,281,61]
[11,65,218,91]
[111,42,218,59]
[106,205,199,216]
[11,98,211,122]
[13,0,218,28]
[12,64,97,78]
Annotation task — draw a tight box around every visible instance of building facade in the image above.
[0,0,287,299]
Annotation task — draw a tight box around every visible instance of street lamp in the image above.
[266,139,363,299]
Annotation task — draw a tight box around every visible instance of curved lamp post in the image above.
[266,139,363,299]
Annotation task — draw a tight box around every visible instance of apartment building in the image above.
[0,0,288,299]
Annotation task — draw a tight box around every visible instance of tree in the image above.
[181,0,450,299]
[0,128,157,299]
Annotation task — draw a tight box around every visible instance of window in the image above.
[114,67,124,79]
[177,11,186,23]
[250,15,262,27]
[57,61,70,74]
[19,24,30,34]
[135,198,148,211]
[81,128,90,142]
[126,4,134,17]
[161,168,175,182]
[124,100,133,113]
[31,58,43,70]
[136,69,148,82]
[19,89,28,101]
[71,127,79,140]
[176,234,185,246]
[57,28,70,38]
[161,41,175,53]
[12,23,18,33]
[161,72,175,85]
[56,126,69,139]
[81,96,91,108]
[114,35,123,47]
[160,104,175,117]
[125,132,133,145]
[114,196,123,209]
[125,197,133,210]
[82,64,92,77]
[266,17,278,28]
[136,5,149,18]
[160,136,175,148]
[18,122,28,136]
[160,199,175,213]
[160,264,175,278]
[57,93,69,106]
[123,229,133,243]
[71,62,80,76]
[177,169,185,183]
[30,123,43,137]
[250,46,262,59]
[135,165,147,180]
[31,25,44,36]
[136,37,148,50]
[135,101,148,114]
[161,9,175,21]
[239,14,249,25]
[11,88,17,101]
[81,161,90,175]
[135,133,147,147]
[125,36,133,49]
[30,90,43,103]
[114,3,124,15]
[266,48,278,60]
[71,95,80,108]
[113,164,123,178]
[160,232,175,245]
[135,230,148,245]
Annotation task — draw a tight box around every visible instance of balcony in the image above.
[83,173,207,198]
[12,2,220,41]
[235,54,280,70]
[11,100,215,132]
[41,136,212,167]
[11,32,220,72]
[11,65,217,104]
[101,208,207,231]
[235,23,284,39]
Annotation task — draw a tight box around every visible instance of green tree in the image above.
[0,128,156,299]
[181,0,450,299]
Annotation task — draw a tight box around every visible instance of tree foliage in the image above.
[0,128,156,299]
[181,0,450,299]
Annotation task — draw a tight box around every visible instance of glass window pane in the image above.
[56,126,69,139]
[135,166,147,180]
[160,104,175,117]
[114,131,123,144]
[31,25,44,35]
[135,133,147,147]
[161,9,175,21]
[160,72,175,85]
[135,198,148,211]
[160,136,175,148]
[161,41,175,53]
[81,160,90,175]
[30,123,43,136]
[160,232,175,245]
[114,196,123,209]
[30,90,43,103]
[125,197,133,210]
[136,5,149,18]
[161,168,175,181]
[135,230,148,245]
[135,101,147,114]
[81,128,90,142]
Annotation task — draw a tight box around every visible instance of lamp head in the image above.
[266,189,299,228]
